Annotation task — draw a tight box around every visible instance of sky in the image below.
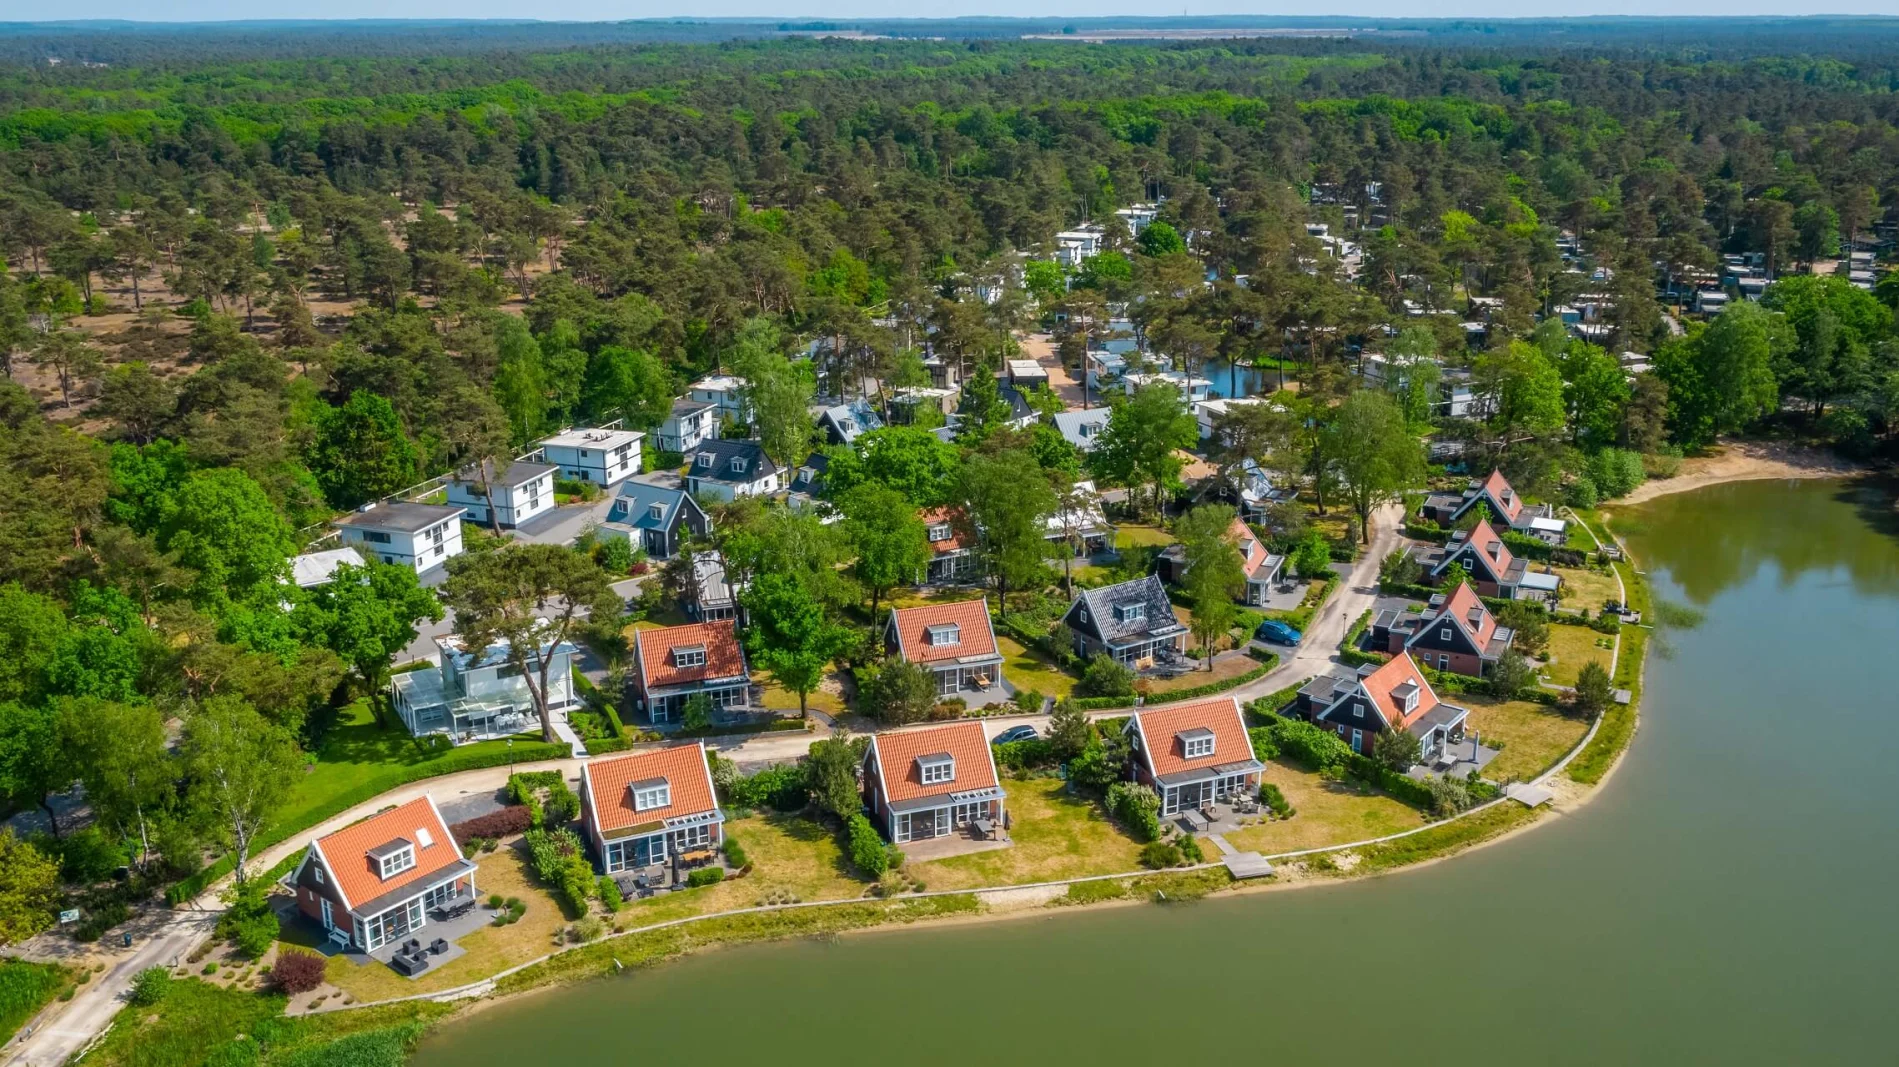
[1,3,1892,21]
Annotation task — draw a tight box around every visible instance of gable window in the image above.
[314,865,325,885]
[925,623,961,646]
[632,780,672,811]
[1440,627,1452,641]
[918,754,955,785]
[672,646,708,669]
[928,524,953,543]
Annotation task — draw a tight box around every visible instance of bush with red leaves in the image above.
[450,806,532,845]
[272,950,327,993]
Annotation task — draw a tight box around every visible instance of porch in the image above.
[644,681,749,725]
[899,822,1014,863]
[1156,766,1263,817]
[1100,631,1188,670]
[1408,736,1501,782]
[930,662,1012,708]
[606,839,733,900]
[1171,796,1265,838]
[300,885,489,978]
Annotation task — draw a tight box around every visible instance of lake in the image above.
[410,478,1899,1066]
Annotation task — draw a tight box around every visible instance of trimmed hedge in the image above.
[992,738,1057,770]
[166,738,569,903]
[449,806,533,845]
[1266,576,1339,631]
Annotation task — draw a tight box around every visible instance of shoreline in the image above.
[1614,440,1859,507]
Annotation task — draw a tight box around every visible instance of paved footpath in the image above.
[3,503,1401,1067]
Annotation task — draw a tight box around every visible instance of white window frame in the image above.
[314,865,325,886]
[673,646,707,668]
[320,897,333,930]
[634,784,672,812]
[928,524,953,542]
[378,847,416,879]
[1183,735,1215,760]
[919,758,955,785]
[927,624,961,646]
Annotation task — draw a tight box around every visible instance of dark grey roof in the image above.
[670,397,715,417]
[1065,575,1184,647]
[453,460,556,488]
[1155,759,1264,787]
[610,479,693,531]
[998,382,1036,421]
[688,439,778,483]
[1404,701,1468,739]
[335,501,466,533]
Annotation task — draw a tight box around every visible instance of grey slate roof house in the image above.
[1060,574,1187,666]
[604,478,711,560]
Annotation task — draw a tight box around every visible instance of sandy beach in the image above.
[1614,440,1860,507]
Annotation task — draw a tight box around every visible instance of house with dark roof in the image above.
[685,439,780,502]
[997,381,1040,430]
[861,721,1007,845]
[1060,574,1187,666]
[1158,515,1286,606]
[446,459,557,529]
[1052,407,1111,452]
[334,502,466,575]
[920,507,975,584]
[605,478,709,560]
[816,399,884,446]
[788,451,830,496]
[631,621,750,724]
[291,796,474,955]
[1420,469,1568,543]
[1124,697,1263,816]
[1414,518,1532,599]
[580,743,725,878]
[885,599,1005,700]
[1294,653,1470,763]
[1371,581,1513,677]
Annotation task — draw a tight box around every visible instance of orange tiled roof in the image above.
[1359,652,1443,731]
[1132,697,1253,778]
[1227,516,1272,576]
[869,721,999,804]
[583,743,720,836]
[1461,518,1515,579]
[920,507,969,555]
[1434,581,1496,648]
[637,621,747,691]
[311,796,464,913]
[1481,469,1524,524]
[888,599,999,664]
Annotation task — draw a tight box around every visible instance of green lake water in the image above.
[409,478,1899,1066]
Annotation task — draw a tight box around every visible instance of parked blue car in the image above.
[993,725,1039,745]
[1255,620,1303,646]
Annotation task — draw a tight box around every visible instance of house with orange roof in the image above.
[1124,697,1264,816]
[631,620,750,725]
[1158,515,1286,606]
[1294,653,1471,764]
[1414,517,1541,599]
[290,795,475,955]
[862,721,1007,845]
[885,599,1006,700]
[1370,580,1514,677]
[1420,468,1568,544]
[920,507,975,584]
[580,743,725,878]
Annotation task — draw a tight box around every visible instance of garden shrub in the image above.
[847,814,889,877]
[1105,781,1161,842]
[218,884,280,958]
[596,875,623,911]
[1177,834,1205,863]
[128,966,171,1006]
[723,765,808,812]
[523,828,595,917]
[991,738,1056,771]
[1259,782,1293,817]
[1265,716,1353,772]
[53,828,129,885]
[1077,653,1136,698]
[270,951,326,994]
[722,835,749,869]
[449,806,533,845]
[1139,841,1182,869]
[572,917,606,942]
[686,867,725,888]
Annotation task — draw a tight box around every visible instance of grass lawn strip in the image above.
[994,634,1078,698]
[1459,696,1590,783]
[1553,564,1622,611]
[1538,621,1616,687]
[0,959,74,1040]
[1563,509,1649,785]
[906,779,1145,891]
[1220,759,1423,855]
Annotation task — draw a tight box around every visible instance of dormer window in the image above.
[695,453,713,468]
[631,778,671,812]
[1115,601,1147,623]
[926,623,961,646]
[731,457,748,474]
[1485,541,1501,560]
[928,524,953,543]
[918,753,955,785]
[1393,680,1421,714]
[672,645,707,668]
[649,503,666,521]
[371,841,416,880]
[1179,728,1216,760]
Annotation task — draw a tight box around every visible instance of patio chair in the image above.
[429,938,450,955]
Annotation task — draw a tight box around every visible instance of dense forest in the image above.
[0,23,1895,949]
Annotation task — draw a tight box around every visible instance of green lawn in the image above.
[0,959,71,1040]
[272,700,551,841]
[1554,565,1622,612]
[1460,696,1590,783]
[906,778,1146,890]
[1221,759,1424,855]
[1538,623,1617,688]
[997,635,1078,698]
[1115,525,1175,550]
